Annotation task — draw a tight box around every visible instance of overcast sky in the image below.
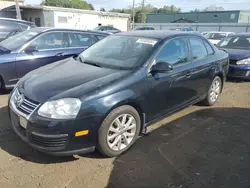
[25,0,250,11]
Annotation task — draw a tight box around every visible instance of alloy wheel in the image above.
[209,79,221,103]
[107,114,137,151]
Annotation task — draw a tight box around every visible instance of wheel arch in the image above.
[103,99,145,134]
[215,71,225,93]
[0,75,5,89]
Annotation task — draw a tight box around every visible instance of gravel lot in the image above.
[0,81,249,188]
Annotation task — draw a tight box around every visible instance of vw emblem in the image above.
[16,94,24,107]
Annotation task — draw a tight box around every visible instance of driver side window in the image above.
[155,38,189,66]
[29,32,69,51]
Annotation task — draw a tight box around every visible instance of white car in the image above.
[205,32,235,45]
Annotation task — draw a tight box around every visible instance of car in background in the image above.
[0,27,109,89]
[9,31,229,157]
[217,33,250,80]
[169,27,194,32]
[134,26,155,30]
[93,26,121,34]
[201,32,208,36]
[0,17,36,42]
[205,32,234,45]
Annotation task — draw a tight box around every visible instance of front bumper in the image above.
[227,65,250,80]
[9,105,103,156]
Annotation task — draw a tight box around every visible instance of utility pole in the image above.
[15,0,22,20]
[132,0,135,29]
[141,0,145,23]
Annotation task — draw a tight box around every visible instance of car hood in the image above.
[222,48,250,60]
[18,57,131,103]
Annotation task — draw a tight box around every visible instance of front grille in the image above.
[12,89,40,116]
[230,60,237,65]
[30,133,68,151]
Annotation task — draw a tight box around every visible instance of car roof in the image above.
[116,30,203,40]
[206,31,234,34]
[28,27,109,35]
[0,17,34,25]
[235,33,250,36]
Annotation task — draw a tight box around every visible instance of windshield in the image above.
[94,26,103,31]
[0,30,40,50]
[205,33,226,40]
[218,35,250,50]
[79,35,158,70]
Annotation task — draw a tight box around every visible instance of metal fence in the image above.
[133,23,250,33]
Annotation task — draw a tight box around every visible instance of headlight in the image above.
[38,98,81,119]
[236,58,250,65]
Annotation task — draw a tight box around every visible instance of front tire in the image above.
[97,105,141,157]
[202,76,222,106]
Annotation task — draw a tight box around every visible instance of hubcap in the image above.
[210,80,221,103]
[107,114,137,151]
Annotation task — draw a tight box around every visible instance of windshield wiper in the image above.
[78,56,102,68]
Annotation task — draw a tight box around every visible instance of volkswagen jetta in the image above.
[9,31,229,157]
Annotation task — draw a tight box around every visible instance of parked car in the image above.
[205,32,235,45]
[0,27,109,89]
[0,17,36,42]
[9,31,229,157]
[93,26,121,34]
[134,26,155,30]
[217,33,250,80]
[169,27,194,32]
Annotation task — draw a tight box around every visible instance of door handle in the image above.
[186,72,191,78]
[55,52,65,57]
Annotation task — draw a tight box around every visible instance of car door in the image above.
[146,37,197,121]
[15,31,69,79]
[66,32,96,56]
[188,37,215,98]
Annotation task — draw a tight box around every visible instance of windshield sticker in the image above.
[136,39,157,46]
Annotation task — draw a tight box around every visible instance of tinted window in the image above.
[205,33,226,40]
[18,23,29,31]
[0,30,39,50]
[0,20,18,31]
[69,33,93,47]
[155,38,188,66]
[30,32,68,50]
[218,35,250,50]
[204,40,214,55]
[79,36,158,70]
[95,35,106,41]
[189,38,208,60]
[107,26,114,30]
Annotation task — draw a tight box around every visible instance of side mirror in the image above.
[150,62,173,73]
[25,45,38,53]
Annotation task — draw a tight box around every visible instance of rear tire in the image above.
[97,105,141,157]
[202,76,222,106]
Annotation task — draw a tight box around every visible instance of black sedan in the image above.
[9,31,229,157]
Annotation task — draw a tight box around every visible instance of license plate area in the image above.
[19,116,28,129]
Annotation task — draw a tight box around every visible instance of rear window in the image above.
[95,35,106,40]
[18,23,29,31]
[0,30,39,50]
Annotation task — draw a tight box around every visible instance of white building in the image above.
[0,5,131,31]
[0,0,23,10]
